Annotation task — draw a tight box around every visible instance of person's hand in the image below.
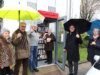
[47,38,51,42]
[10,65,12,70]
[17,33,22,38]
[1,64,4,69]
[91,41,96,45]
[31,28,34,33]
[43,33,46,39]
[63,49,66,52]
[76,34,80,38]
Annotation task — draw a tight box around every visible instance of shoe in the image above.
[34,68,39,72]
[29,68,34,72]
[47,62,52,64]
[30,70,34,73]
[73,74,77,75]
[45,61,48,63]
[68,73,73,75]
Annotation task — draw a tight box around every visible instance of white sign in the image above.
[61,33,64,42]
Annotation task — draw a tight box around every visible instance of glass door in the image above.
[55,17,67,71]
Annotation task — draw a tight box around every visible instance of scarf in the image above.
[16,29,28,50]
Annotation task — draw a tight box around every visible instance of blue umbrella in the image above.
[88,20,100,36]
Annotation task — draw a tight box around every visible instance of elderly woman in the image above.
[87,28,100,65]
[44,29,56,64]
[0,28,15,75]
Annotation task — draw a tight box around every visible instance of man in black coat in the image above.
[64,25,82,75]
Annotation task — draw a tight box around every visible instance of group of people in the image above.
[0,22,100,75]
[0,22,56,75]
[64,25,100,75]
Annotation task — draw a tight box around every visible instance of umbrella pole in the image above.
[19,2,20,27]
[19,10,20,27]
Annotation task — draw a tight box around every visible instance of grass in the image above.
[79,48,87,63]
[56,43,87,63]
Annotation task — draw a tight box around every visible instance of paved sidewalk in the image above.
[78,62,91,75]
[19,62,91,75]
[63,62,91,75]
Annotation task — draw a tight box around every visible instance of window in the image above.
[0,0,3,8]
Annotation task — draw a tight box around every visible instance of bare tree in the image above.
[80,0,100,21]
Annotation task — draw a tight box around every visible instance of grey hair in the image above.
[1,28,10,35]
[93,28,100,34]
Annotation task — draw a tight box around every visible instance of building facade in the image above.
[2,0,81,36]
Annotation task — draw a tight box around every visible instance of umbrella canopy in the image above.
[0,5,42,21]
[88,20,100,36]
[38,10,59,19]
[38,10,59,23]
[64,19,91,34]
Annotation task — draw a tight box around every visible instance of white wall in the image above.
[28,0,37,3]
[28,0,67,17]
[3,19,19,36]
[48,0,56,7]
[37,0,48,11]
[4,0,18,6]
[56,0,81,18]
[4,0,27,6]
[56,0,67,17]
[66,0,81,19]
[71,0,81,18]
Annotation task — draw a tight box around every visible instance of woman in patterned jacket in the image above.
[0,28,15,75]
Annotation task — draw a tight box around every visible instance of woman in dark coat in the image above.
[64,25,82,75]
[44,29,56,64]
[87,28,100,65]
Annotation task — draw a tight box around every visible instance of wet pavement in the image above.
[63,62,91,75]
[78,62,91,75]
[19,62,91,75]
[34,62,91,75]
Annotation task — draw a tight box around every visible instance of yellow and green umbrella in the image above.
[0,5,44,23]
